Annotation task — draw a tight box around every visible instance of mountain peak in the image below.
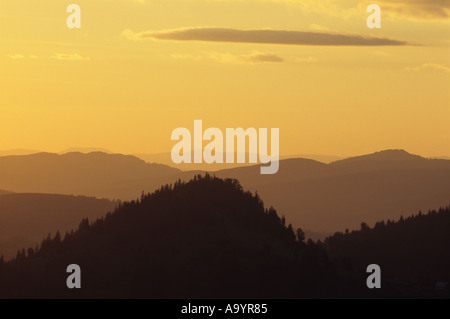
[331,149,423,165]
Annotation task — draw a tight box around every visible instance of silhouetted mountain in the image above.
[1,149,449,235]
[0,175,334,298]
[215,150,450,233]
[0,149,40,156]
[135,151,256,171]
[59,147,113,154]
[325,206,450,292]
[0,190,12,196]
[334,149,422,163]
[0,152,186,200]
[329,149,444,171]
[1,176,447,298]
[0,193,116,260]
[135,152,343,170]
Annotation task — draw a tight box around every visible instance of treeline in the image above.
[0,174,334,298]
[0,174,448,298]
[325,206,450,286]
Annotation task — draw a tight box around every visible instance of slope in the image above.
[0,193,116,260]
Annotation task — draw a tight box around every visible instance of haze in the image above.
[0,0,449,158]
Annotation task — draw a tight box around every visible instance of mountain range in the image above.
[0,193,116,259]
[0,149,448,235]
[1,176,447,298]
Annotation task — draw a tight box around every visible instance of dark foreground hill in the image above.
[0,175,337,298]
[0,193,116,260]
[0,190,12,196]
[325,206,450,287]
[1,175,448,298]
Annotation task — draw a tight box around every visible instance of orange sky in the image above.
[0,0,449,157]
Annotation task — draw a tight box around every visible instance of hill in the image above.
[0,175,333,298]
[1,176,448,298]
[0,193,116,260]
[135,152,343,170]
[0,149,40,156]
[215,150,450,233]
[325,206,450,289]
[0,152,185,200]
[0,149,449,235]
[59,147,113,154]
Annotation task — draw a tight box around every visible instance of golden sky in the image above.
[0,0,449,157]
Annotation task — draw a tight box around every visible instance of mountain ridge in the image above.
[0,149,449,234]
[0,192,116,260]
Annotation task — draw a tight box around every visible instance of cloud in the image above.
[51,53,90,61]
[293,56,319,63]
[220,0,449,20]
[378,0,450,19]
[170,54,203,60]
[130,27,409,46]
[309,24,334,32]
[406,63,450,73]
[6,54,25,59]
[373,51,392,57]
[210,52,284,64]
[239,52,284,63]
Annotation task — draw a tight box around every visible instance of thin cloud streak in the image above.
[132,27,409,46]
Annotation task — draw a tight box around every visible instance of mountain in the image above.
[59,147,113,154]
[282,154,344,164]
[0,190,12,196]
[0,175,334,298]
[135,152,343,171]
[0,149,448,235]
[325,206,450,288]
[0,152,186,200]
[1,176,447,298]
[135,152,262,171]
[0,193,116,260]
[0,149,40,156]
[215,150,450,233]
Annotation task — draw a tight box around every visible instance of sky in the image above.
[0,0,449,157]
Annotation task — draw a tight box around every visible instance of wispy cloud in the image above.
[6,54,25,59]
[51,53,90,61]
[168,51,321,64]
[210,51,284,64]
[127,27,409,46]
[378,0,450,19]
[170,54,203,60]
[5,53,90,61]
[406,63,450,73]
[293,56,318,63]
[239,0,449,20]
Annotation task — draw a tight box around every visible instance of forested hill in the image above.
[0,190,11,196]
[0,175,448,298]
[325,207,450,286]
[0,175,333,298]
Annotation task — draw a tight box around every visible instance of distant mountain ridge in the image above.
[0,193,116,260]
[214,149,450,233]
[0,149,449,234]
[59,147,113,154]
[134,152,343,170]
[0,152,184,200]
